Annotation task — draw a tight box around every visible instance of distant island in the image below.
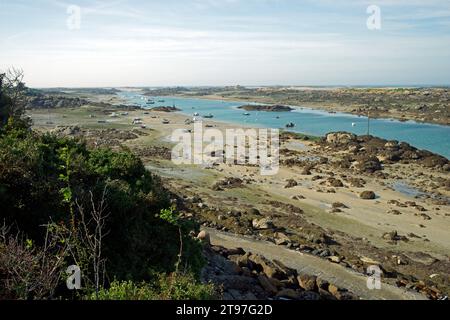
[150,106,181,112]
[238,104,294,112]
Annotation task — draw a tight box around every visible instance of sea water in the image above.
[119,91,450,159]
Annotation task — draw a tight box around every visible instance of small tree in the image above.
[77,188,110,299]
[0,68,29,128]
[0,222,70,300]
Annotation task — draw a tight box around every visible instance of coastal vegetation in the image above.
[0,70,215,300]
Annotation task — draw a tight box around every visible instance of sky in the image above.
[1,0,450,87]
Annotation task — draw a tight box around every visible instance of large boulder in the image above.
[359,190,376,200]
[297,274,318,291]
[252,218,274,230]
[197,230,210,244]
[326,132,357,145]
[284,179,298,188]
[257,275,278,295]
[249,254,282,279]
[354,156,382,173]
[274,232,291,246]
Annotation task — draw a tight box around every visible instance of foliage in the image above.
[88,273,217,301]
[0,68,28,127]
[0,125,206,299]
[0,69,209,300]
[0,225,69,300]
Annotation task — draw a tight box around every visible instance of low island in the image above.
[238,104,294,112]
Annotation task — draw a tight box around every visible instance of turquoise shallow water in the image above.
[119,91,450,159]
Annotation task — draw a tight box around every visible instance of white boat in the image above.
[203,113,214,119]
[243,112,250,116]
[352,122,356,127]
[193,112,200,116]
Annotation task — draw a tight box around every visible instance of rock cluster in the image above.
[323,132,449,171]
[52,126,139,142]
[238,105,294,112]
[27,95,90,109]
[212,177,245,191]
[133,146,172,160]
[202,245,358,300]
[359,190,376,200]
[150,106,181,112]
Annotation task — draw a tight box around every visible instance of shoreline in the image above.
[118,92,450,159]
[171,93,450,127]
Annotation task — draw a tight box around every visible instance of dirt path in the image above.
[207,228,427,300]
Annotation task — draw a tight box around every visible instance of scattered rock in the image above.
[416,213,432,220]
[297,274,317,291]
[212,177,244,190]
[332,202,348,209]
[360,191,376,200]
[249,254,282,279]
[328,256,342,263]
[301,165,313,175]
[326,132,357,145]
[257,275,278,295]
[197,230,210,242]
[248,208,261,216]
[355,156,382,173]
[284,179,298,188]
[274,232,291,246]
[382,230,408,242]
[327,178,344,188]
[252,218,274,230]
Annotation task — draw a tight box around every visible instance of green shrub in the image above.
[0,127,205,288]
[89,273,217,301]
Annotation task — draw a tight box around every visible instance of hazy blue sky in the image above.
[1,0,450,87]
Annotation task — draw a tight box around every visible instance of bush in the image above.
[89,274,217,301]
[0,126,205,292]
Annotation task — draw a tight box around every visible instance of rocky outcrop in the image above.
[150,106,181,112]
[252,218,274,230]
[27,94,90,109]
[326,132,357,145]
[382,230,409,242]
[238,105,294,112]
[323,132,448,171]
[202,245,358,300]
[212,177,244,191]
[284,179,298,188]
[354,156,382,173]
[359,191,376,200]
[51,126,140,149]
